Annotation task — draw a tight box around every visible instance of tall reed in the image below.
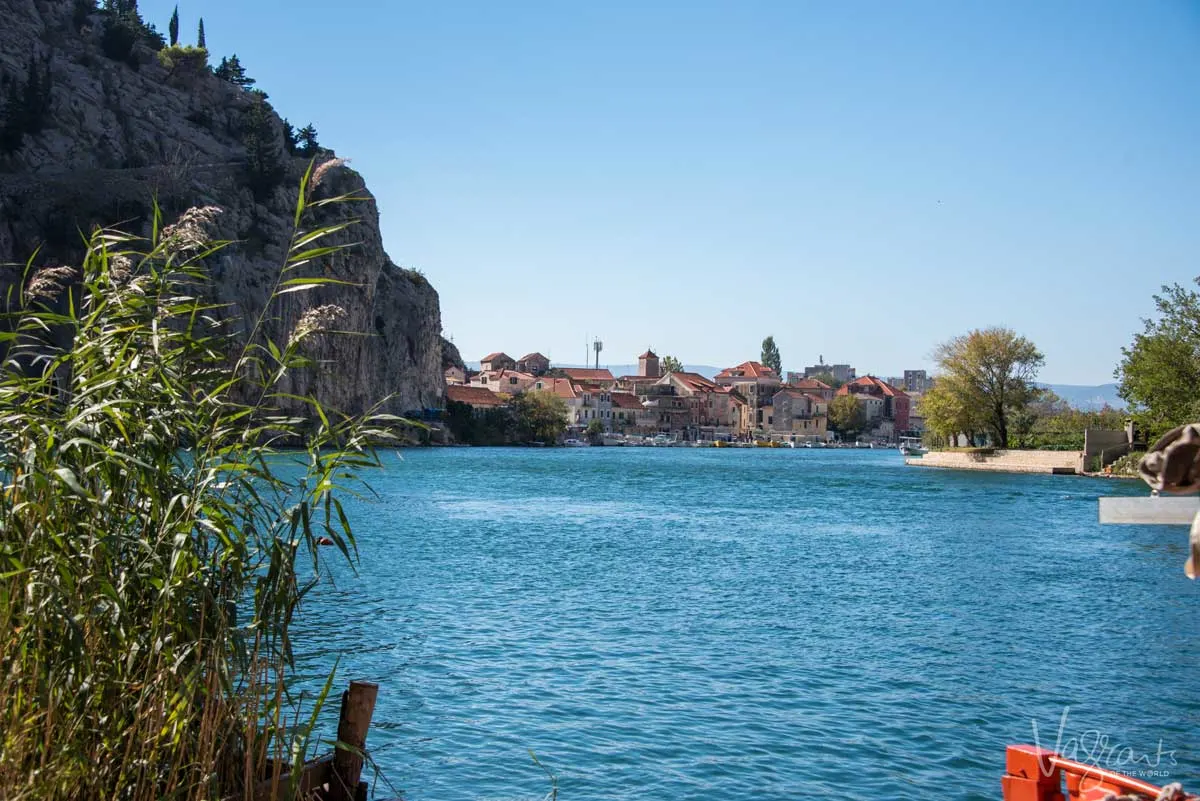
[0,163,395,800]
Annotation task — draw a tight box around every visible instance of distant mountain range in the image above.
[1041,383,1124,411]
[464,363,1124,410]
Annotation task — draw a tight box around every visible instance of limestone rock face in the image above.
[0,0,444,416]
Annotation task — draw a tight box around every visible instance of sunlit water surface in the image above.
[290,448,1199,800]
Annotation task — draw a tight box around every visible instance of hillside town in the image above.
[445,348,932,444]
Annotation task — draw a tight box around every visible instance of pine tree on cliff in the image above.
[168,5,179,45]
[281,119,298,155]
[242,94,284,198]
[197,18,205,48]
[297,124,319,156]
[214,55,255,89]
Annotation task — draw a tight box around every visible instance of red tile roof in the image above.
[803,393,828,404]
[836,375,907,398]
[672,371,720,392]
[518,352,548,363]
[789,377,831,391]
[532,377,577,399]
[447,385,507,407]
[639,349,657,359]
[611,392,643,410]
[716,361,780,380]
[561,368,614,382]
[481,351,512,363]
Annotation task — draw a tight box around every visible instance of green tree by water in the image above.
[922,380,986,446]
[1117,278,1200,438]
[512,391,568,444]
[828,394,864,439]
[760,335,781,376]
[586,418,605,443]
[660,355,682,374]
[931,327,1044,447]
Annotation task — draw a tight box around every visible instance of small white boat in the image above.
[563,438,589,447]
[898,437,928,457]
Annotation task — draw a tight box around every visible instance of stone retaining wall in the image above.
[907,450,1081,475]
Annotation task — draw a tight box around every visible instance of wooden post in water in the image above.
[329,680,379,801]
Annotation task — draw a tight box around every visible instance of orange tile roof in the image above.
[639,349,657,359]
[495,369,536,382]
[561,367,614,382]
[789,377,831,391]
[836,375,907,398]
[532,377,577,399]
[672,371,720,392]
[447,384,506,407]
[716,361,780,380]
[611,392,643,410]
[481,351,511,363]
[518,352,548,363]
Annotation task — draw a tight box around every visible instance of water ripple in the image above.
[290,448,1200,800]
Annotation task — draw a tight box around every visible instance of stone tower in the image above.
[638,349,661,378]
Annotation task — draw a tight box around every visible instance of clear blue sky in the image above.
[146,0,1198,383]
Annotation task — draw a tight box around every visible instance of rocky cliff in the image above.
[0,0,444,417]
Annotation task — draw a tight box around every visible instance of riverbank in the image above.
[906,448,1081,474]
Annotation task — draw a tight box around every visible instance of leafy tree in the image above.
[214,54,254,88]
[1117,278,1200,438]
[760,335,781,376]
[585,418,605,442]
[932,327,1044,447]
[168,5,178,45]
[921,381,986,447]
[197,17,205,48]
[297,123,319,156]
[660,355,682,374]
[511,391,568,444]
[828,394,864,439]
[443,400,510,445]
[100,16,139,64]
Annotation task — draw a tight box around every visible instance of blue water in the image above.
[293,448,1200,800]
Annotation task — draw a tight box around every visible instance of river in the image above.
[292,447,1199,800]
